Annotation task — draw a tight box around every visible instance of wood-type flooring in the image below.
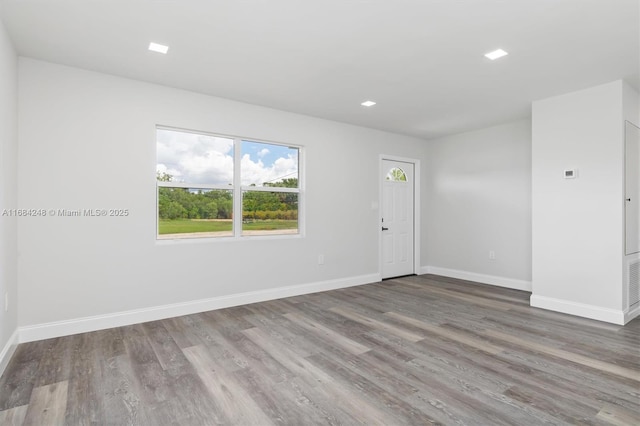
[0,274,638,425]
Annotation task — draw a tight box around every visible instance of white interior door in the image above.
[626,121,640,255]
[381,159,415,279]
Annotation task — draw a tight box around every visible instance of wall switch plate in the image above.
[318,254,325,265]
[489,250,496,260]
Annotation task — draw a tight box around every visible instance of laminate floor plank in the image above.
[307,351,440,425]
[439,283,531,306]
[228,324,366,424]
[503,385,599,425]
[160,316,200,349]
[140,321,191,374]
[64,333,105,425]
[384,311,504,354]
[31,336,74,389]
[407,338,515,398]
[202,308,255,333]
[285,376,391,425]
[97,327,127,360]
[329,306,424,342]
[1,274,638,425]
[230,367,318,425]
[357,349,483,425]
[0,340,48,410]
[243,311,316,358]
[241,326,334,388]
[22,380,68,426]
[417,285,520,313]
[597,403,640,426]
[282,300,377,348]
[474,336,638,412]
[119,325,177,425]
[358,330,423,362]
[398,353,523,425]
[290,298,373,334]
[143,321,222,423]
[560,340,639,369]
[483,328,640,382]
[494,346,640,412]
[282,311,371,355]
[182,344,273,425]
[405,356,555,425]
[174,316,253,375]
[99,354,149,425]
[0,404,27,425]
[214,325,297,386]
[403,347,580,426]
[481,313,635,357]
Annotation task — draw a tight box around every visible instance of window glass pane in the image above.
[242,191,298,235]
[157,128,234,186]
[158,188,233,239]
[385,167,407,182]
[241,140,298,188]
[156,128,302,240]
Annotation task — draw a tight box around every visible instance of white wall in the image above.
[17,58,427,339]
[423,119,532,290]
[0,12,19,371]
[531,80,628,324]
[623,81,640,125]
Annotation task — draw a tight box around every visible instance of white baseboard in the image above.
[530,295,626,325]
[0,328,19,377]
[18,273,381,343]
[421,266,532,292]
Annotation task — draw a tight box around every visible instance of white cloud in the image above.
[157,129,297,187]
[157,129,234,185]
[241,154,297,186]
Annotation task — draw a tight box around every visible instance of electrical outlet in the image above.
[318,254,325,265]
[489,250,496,260]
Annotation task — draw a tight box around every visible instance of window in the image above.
[385,167,407,182]
[156,127,300,239]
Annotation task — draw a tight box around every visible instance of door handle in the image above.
[627,198,632,202]
[382,227,389,231]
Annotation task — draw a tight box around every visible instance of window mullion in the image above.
[233,138,242,237]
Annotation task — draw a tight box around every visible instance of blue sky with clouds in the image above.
[241,140,298,185]
[156,128,298,187]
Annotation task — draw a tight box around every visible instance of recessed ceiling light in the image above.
[149,42,169,54]
[484,48,508,60]
[361,100,376,107]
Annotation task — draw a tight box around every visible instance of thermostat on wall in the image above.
[564,169,578,179]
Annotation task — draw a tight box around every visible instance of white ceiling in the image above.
[1,0,638,139]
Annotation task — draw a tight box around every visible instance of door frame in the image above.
[625,120,640,255]
[379,155,421,279]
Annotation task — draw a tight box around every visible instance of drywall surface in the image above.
[17,58,426,329]
[424,119,532,287]
[0,13,18,363]
[623,81,640,126]
[532,81,624,317]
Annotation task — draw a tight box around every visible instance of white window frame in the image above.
[156,126,303,240]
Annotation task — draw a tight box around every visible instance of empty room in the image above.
[0,0,639,424]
